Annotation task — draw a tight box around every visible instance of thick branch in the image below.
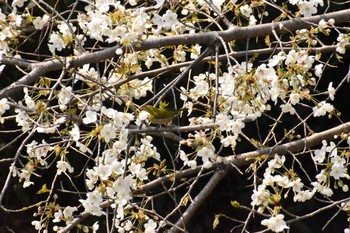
[60,121,350,231]
[1,10,349,98]
[139,121,350,193]
[0,46,119,99]
[58,200,113,233]
[226,121,350,167]
[168,169,228,233]
[220,9,350,42]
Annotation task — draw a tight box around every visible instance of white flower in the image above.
[221,135,238,148]
[63,206,77,219]
[249,15,257,25]
[69,124,80,141]
[144,219,157,233]
[288,0,300,5]
[190,44,201,60]
[80,191,106,217]
[115,48,123,55]
[312,181,334,196]
[313,140,327,163]
[251,185,270,207]
[197,146,215,163]
[129,0,137,6]
[327,82,335,100]
[37,125,56,134]
[271,175,290,188]
[113,112,134,127]
[12,0,27,8]
[101,124,116,143]
[231,120,245,133]
[57,161,74,175]
[281,103,295,115]
[336,45,346,54]
[155,0,164,8]
[76,141,93,155]
[285,50,298,66]
[83,110,97,124]
[48,31,66,54]
[318,19,327,29]
[58,86,72,110]
[138,110,150,121]
[33,14,49,30]
[312,0,324,7]
[53,209,63,223]
[293,190,315,202]
[312,101,334,117]
[327,18,335,25]
[0,98,10,116]
[298,53,315,71]
[240,4,252,18]
[95,164,112,180]
[152,14,163,30]
[299,1,317,17]
[330,163,346,179]
[101,106,116,119]
[314,64,324,77]
[15,109,31,132]
[31,220,45,230]
[336,33,350,54]
[268,154,285,170]
[26,140,52,167]
[261,214,289,232]
[162,10,178,29]
[290,93,300,105]
[202,160,213,168]
[0,64,5,75]
[216,113,232,131]
[316,170,327,183]
[23,87,36,109]
[326,141,337,157]
[187,160,197,169]
[289,178,304,193]
[86,190,103,206]
[268,52,286,67]
[92,222,99,233]
[55,117,66,125]
[180,150,197,169]
[129,163,148,181]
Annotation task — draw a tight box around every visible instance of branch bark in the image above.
[1,9,349,99]
[60,121,350,232]
[168,169,228,233]
[138,121,350,193]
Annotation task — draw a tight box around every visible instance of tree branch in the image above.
[138,121,350,193]
[1,10,349,99]
[168,168,228,233]
[59,120,350,231]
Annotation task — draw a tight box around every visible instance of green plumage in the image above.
[141,103,182,125]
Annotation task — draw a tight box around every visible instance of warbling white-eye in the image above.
[141,101,183,125]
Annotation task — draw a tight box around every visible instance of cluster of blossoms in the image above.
[183,46,334,122]
[336,33,350,54]
[0,98,10,123]
[179,45,334,167]
[251,154,315,211]
[287,0,324,17]
[312,140,350,194]
[250,142,350,232]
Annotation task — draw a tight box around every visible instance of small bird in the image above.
[141,102,183,125]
